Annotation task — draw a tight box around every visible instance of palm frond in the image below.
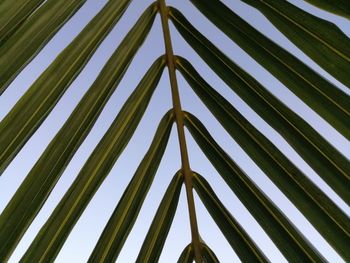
[177,56,349,251]
[170,8,350,201]
[88,110,174,263]
[0,56,165,261]
[184,112,325,261]
[0,0,349,262]
[0,0,144,174]
[189,0,350,139]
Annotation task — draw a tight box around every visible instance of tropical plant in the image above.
[0,0,349,262]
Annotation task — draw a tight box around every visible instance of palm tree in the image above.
[0,0,349,262]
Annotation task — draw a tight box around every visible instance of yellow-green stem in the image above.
[157,1,202,262]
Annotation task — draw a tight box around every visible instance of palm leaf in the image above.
[189,0,350,139]
[87,111,174,263]
[0,5,158,243]
[192,172,268,262]
[169,8,350,202]
[1,0,156,202]
[0,0,88,94]
[242,0,350,88]
[177,56,350,252]
[0,57,165,261]
[0,0,349,262]
[184,112,325,261]
[19,58,166,262]
[0,0,140,174]
[136,171,183,263]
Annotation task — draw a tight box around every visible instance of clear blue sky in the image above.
[0,0,349,262]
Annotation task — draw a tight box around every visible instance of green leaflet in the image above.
[136,171,183,263]
[10,58,166,263]
[88,111,174,263]
[242,0,350,88]
[0,0,45,44]
[169,8,350,203]
[201,243,220,263]
[193,172,268,262]
[176,57,350,258]
[0,0,88,94]
[0,0,140,174]
[184,113,325,262]
[304,0,350,19]
[178,244,194,263]
[189,0,350,139]
[0,16,159,261]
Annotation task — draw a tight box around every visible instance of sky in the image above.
[0,0,349,262]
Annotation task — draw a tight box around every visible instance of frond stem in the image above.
[157,1,202,262]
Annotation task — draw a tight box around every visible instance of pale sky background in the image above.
[0,0,349,262]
